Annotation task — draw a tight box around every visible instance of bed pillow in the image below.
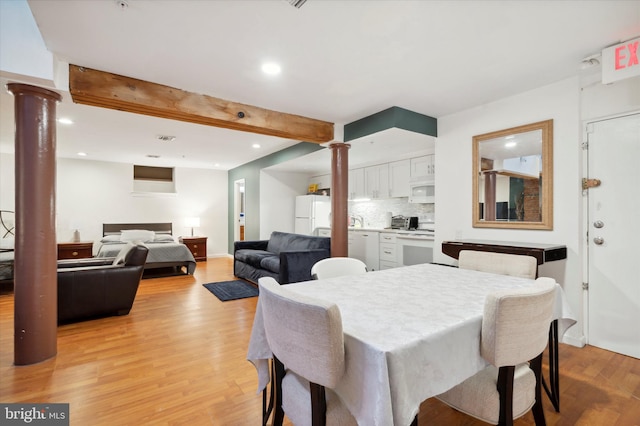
[112,242,135,265]
[153,234,175,242]
[120,229,155,243]
[100,235,122,244]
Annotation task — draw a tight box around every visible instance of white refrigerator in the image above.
[294,195,331,235]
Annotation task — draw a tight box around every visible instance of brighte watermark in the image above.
[1,404,69,425]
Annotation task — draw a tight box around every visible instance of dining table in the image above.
[247,263,576,426]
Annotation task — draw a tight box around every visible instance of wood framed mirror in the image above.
[472,119,553,230]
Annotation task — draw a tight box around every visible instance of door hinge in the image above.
[582,178,601,190]
[581,141,589,150]
[582,282,589,290]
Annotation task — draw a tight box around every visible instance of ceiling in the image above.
[1,0,638,173]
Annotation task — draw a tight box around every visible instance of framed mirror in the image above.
[472,119,553,230]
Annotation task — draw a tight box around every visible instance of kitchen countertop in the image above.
[316,226,434,234]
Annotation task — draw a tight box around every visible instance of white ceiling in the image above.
[1,0,638,172]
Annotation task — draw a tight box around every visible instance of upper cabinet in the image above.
[308,154,433,200]
[349,168,366,200]
[364,164,389,199]
[389,159,410,198]
[410,155,435,181]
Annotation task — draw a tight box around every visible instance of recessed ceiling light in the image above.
[146,154,161,158]
[505,142,517,148]
[58,118,74,125]
[77,152,87,157]
[261,62,281,75]
[157,135,176,142]
[252,144,261,149]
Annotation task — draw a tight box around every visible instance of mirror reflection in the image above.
[472,120,553,230]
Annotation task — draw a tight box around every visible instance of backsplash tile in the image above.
[349,198,435,228]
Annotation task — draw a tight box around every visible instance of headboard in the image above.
[103,223,173,236]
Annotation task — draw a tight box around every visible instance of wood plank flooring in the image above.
[1,257,639,425]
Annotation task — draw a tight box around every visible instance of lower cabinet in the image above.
[378,232,398,269]
[349,230,379,271]
[316,228,331,237]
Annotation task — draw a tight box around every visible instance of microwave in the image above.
[409,180,435,203]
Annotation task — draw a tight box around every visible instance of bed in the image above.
[96,223,196,275]
[0,210,15,286]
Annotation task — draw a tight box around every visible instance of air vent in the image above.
[287,0,307,8]
[157,135,176,142]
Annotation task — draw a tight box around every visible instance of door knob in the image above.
[593,236,604,245]
[593,220,604,228]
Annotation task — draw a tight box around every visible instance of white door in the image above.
[587,112,640,358]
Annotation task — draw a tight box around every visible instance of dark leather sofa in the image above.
[233,231,331,284]
[57,244,148,324]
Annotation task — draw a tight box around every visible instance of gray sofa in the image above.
[233,231,331,284]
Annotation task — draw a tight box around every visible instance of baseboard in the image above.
[561,333,586,348]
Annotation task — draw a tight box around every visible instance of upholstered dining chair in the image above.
[458,250,538,279]
[436,277,557,426]
[310,257,367,280]
[258,277,357,426]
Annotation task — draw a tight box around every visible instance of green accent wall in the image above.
[227,142,325,253]
[344,106,437,141]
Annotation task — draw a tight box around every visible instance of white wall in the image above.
[435,74,640,347]
[259,170,309,239]
[435,77,583,345]
[1,155,229,257]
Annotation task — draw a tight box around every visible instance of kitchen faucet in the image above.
[350,214,364,228]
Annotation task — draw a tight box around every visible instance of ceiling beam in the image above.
[68,64,334,143]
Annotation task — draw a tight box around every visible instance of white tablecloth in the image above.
[247,263,576,426]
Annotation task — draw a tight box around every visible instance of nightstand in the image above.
[57,241,94,260]
[179,236,207,261]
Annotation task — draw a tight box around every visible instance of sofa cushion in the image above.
[266,231,331,255]
[260,256,280,274]
[235,249,277,269]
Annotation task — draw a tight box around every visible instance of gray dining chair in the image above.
[436,277,556,426]
[258,277,357,426]
[458,250,538,279]
[310,257,367,280]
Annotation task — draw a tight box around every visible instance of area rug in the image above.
[203,280,259,302]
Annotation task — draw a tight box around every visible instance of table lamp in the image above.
[185,217,200,237]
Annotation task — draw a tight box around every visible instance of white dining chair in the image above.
[258,277,357,426]
[310,257,367,280]
[436,277,556,426]
[458,250,538,279]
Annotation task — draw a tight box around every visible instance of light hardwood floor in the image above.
[1,257,639,425]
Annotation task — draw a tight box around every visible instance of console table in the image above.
[441,238,567,412]
[442,239,567,266]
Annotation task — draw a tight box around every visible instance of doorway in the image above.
[234,179,245,242]
[585,112,640,358]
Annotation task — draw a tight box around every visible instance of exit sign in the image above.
[602,37,640,84]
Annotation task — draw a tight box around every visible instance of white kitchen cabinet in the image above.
[348,168,366,200]
[389,159,410,198]
[348,230,379,271]
[410,155,435,181]
[309,173,331,190]
[379,232,397,269]
[316,228,331,237]
[364,164,389,199]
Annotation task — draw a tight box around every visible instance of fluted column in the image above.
[8,83,62,365]
[329,142,350,257]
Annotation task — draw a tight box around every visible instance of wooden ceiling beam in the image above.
[68,64,334,143]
